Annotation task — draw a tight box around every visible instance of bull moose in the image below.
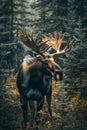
[17,28,74,128]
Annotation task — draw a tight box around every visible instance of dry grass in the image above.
[0,74,86,130]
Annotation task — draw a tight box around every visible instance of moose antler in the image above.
[42,32,74,57]
[42,32,58,51]
[18,28,51,54]
[18,28,74,57]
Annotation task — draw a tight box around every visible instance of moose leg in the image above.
[21,72,30,93]
[46,92,52,121]
[20,96,28,129]
[35,97,44,123]
[37,97,44,114]
[29,100,35,127]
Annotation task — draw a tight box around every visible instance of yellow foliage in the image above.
[13,0,19,2]
[71,92,80,105]
[5,74,20,97]
[52,80,60,96]
[46,120,50,125]
[6,74,16,86]
[65,91,87,113]
[11,89,20,97]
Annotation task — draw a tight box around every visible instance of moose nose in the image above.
[53,64,63,81]
[54,71,63,81]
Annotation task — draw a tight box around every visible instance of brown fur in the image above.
[22,57,37,72]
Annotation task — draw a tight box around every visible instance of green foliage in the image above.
[61,1,87,99]
[30,0,67,34]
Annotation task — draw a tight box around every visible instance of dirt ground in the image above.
[0,75,87,130]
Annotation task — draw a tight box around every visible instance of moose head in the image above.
[18,28,74,81]
[17,28,74,128]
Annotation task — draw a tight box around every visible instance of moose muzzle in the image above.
[54,71,63,81]
[52,64,63,81]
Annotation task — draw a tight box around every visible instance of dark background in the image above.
[0,0,87,130]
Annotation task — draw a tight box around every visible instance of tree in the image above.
[0,0,31,73]
[0,0,13,43]
[62,0,87,96]
[30,0,68,34]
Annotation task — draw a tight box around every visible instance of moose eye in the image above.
[48,55,51,58]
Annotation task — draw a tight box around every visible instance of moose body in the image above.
[17,28,74,128]
[17,55,63,127]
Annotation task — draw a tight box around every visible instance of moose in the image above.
[17,28,74,128]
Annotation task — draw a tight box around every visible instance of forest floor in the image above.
[0,74,87,130]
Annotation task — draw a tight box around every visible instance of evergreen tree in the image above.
[0,0,13,43]
[0,0,31,73]
[13,0,31,41]
[30,0,68,34]
[61,0,87,99]
[0,0,15,72]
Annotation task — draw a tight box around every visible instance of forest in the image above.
[0,0,87,130]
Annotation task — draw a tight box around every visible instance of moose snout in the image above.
[53,64,63,81]
[54,71,63,81]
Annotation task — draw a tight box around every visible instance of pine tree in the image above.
[0,0,13,43]
[30,0,68,34]
[0,0,31,73]
[62,0,87,96]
